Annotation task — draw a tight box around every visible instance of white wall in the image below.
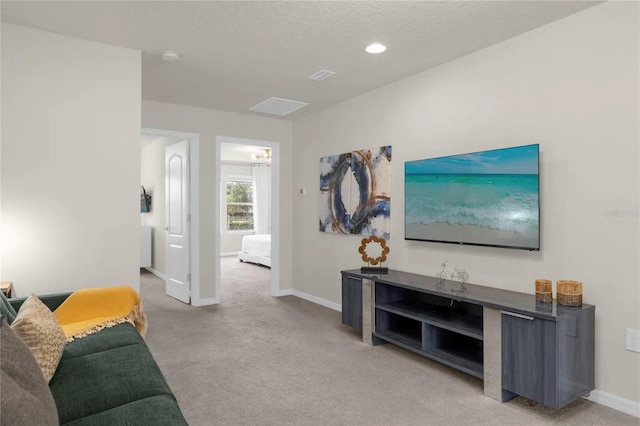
[292,2,639,404]
[140,136,182,275]
[1,24,141,296]
[220,162,253,254]
[0,13,3,283]
[142,100,293,299]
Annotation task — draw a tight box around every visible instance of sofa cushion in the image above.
[60,395,188,426]
[51,343,177,424]
[11,295,66,382]
[61,322,146,360]
[0,291,17,323]
[0,316,59,426]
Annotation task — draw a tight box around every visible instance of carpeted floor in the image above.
[140,258,636,425]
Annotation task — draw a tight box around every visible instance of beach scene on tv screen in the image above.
[405,144,539,249]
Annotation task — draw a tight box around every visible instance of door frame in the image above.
[215,136,281,299]
[141,128,206,306]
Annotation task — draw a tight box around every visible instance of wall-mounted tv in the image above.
[405,144,540,251]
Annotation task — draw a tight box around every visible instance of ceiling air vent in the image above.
[249,97,310,116]
[308,69,336,81]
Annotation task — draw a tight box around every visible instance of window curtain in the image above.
[252,164,271,235]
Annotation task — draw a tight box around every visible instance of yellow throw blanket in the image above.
[54,286,148,342]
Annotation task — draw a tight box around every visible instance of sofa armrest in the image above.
[9,293,72,312]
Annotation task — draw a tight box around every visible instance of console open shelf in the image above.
[374,282,484,378]
[374,329,422,352]
[425,325,483,378]
[376,300,483,340]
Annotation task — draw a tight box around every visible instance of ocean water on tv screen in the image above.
[405,173,539,236]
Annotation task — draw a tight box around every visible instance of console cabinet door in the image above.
[502,312,557,407]
[341,275,362,331]
[556,312,595,407]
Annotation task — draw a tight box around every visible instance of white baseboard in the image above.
[220,252,238,257]
[274,289,293,297]
[144,267,166,280]
[585,390,640,418]
[291,290,342,312]
[143,268,218,307]
[191,296,219,307]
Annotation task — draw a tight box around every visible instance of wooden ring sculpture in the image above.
[358,236,390,266]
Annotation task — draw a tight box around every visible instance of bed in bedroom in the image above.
[238,234,271,267]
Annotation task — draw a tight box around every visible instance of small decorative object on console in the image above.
[359,236,390,274]
[437,261,469,285]
[535,279,553,303]
[556,280,583,306]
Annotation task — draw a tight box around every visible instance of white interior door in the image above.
[165,140,190,303]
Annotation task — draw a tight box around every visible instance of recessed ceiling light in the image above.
[161,50,182,62]
[365,43,386,54]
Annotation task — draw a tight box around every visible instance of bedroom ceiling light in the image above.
[251,148,271,161]
[365,43,386,54]
[161,50,181,62]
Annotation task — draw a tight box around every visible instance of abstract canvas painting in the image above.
[319,146,391,238]
[319,153,352,234]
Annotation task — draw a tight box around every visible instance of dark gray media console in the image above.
[341,269,595,409]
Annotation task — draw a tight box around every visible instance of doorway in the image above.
[215,136,281,302]
[140,128,202,305]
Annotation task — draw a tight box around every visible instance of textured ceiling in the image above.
[2,1,601,120]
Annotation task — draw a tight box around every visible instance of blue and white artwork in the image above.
[319,153,352,234]
[319,146,391,238]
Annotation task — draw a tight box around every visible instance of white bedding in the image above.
[239,234,271,267]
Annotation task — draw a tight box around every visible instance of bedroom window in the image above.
[226,179,253,231]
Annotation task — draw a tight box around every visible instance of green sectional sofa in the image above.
[1,292,187,425]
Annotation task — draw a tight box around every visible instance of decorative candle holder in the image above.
[535,279,553,303]
[556,280,583,307]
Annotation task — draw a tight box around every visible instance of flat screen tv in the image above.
[405,144,540,251]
